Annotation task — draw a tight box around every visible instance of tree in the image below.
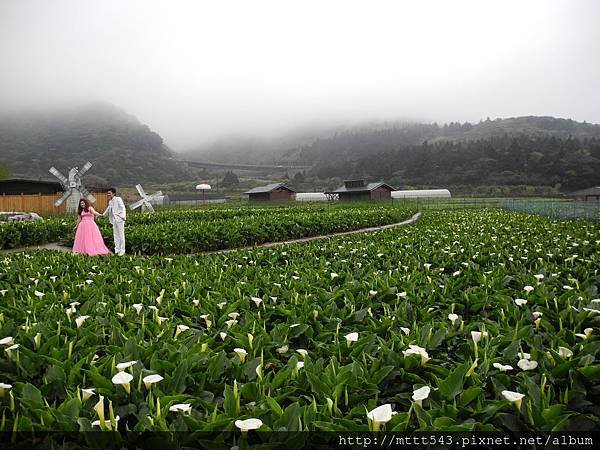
[221,171,239,187]
[0,165,10,180]
[293,171,306,184]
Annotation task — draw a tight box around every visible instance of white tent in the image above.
[296,192,329,202]
[392,189,451,199]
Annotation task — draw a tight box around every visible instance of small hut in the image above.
[244,183,296,202]
[325,180,395,201]
[0,178,63,195]
[570,187,600,202]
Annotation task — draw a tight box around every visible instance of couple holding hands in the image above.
[72,188,127,256]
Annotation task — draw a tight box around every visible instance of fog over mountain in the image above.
[1,0,599,151]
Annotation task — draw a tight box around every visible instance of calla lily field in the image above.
[0,203,416,253]
[0,205,598,439]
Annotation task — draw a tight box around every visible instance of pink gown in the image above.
[72,210,111,256]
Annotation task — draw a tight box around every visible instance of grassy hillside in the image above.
[0,102,199,185]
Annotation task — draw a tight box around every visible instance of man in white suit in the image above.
[103,188,127,255]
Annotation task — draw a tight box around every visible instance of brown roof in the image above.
[325,182,395,194]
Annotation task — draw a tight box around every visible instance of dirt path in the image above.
[0,242,72,254]
[1,212,422,256]
[204,212,422,254]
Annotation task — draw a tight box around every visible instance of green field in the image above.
[0,203,416,253]
[0,207,598,445]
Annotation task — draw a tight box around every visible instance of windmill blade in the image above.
[49,167,68,186]
[79,187,96,204]
[78,161,93,177]
[130,199,145,210]
[135,184,147,198]
[54,190,71,207]
[146,191,163,202]
[144,203,155,213]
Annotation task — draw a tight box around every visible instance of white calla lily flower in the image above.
[557,347,573,358]
[0,337,14,346]
[517,359,538,371]
[296,349,308,358]
[471,331,488,344]
[502,390,525,409]
[493,363,513,372]
[412,386,431,405]
[116,361,137,371]
[344,332,359,345]
[366,404,396,431]
[75,316,90,328]
[235,418,263,432]
[4,344,19,353]
[169,403,192,413]
[233,348,248,363]
[112,372,133,394]
[402,345,429,364]
[81,388,96,401]
[143,374,164,389]
[0,382,12,397]
[276,345,288,354]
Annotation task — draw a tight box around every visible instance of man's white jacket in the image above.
[104,197,127,224]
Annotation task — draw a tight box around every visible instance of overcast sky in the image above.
[1,0,599,150]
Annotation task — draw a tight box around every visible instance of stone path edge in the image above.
[204,211,422,255]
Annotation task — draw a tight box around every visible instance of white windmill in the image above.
[130,184,163,213]
[49,162,96,213]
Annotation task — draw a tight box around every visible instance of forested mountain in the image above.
[1,107,598,192]
[313,135,600,190]
[280,117,600,164]
[0,102,198,185]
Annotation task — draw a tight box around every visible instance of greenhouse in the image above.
[295,192,329,202]
[391,189,451,199]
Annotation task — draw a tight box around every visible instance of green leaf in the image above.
[207,351,228,382]
[266,396,284,419]
[413,403,432,427]
[223,384,238,417]
[370,365,394,385]
[459,387,483,407]
[57,397,80,418]
[437,362,469,400]
[171,359,188,393]
[18,383,44,408]
[84,369,113,391]
[279,402,301,431]
[578,365,600,380]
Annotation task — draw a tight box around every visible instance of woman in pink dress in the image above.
[72,199,111,256]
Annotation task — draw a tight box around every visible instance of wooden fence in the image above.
[0,192,109,216]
